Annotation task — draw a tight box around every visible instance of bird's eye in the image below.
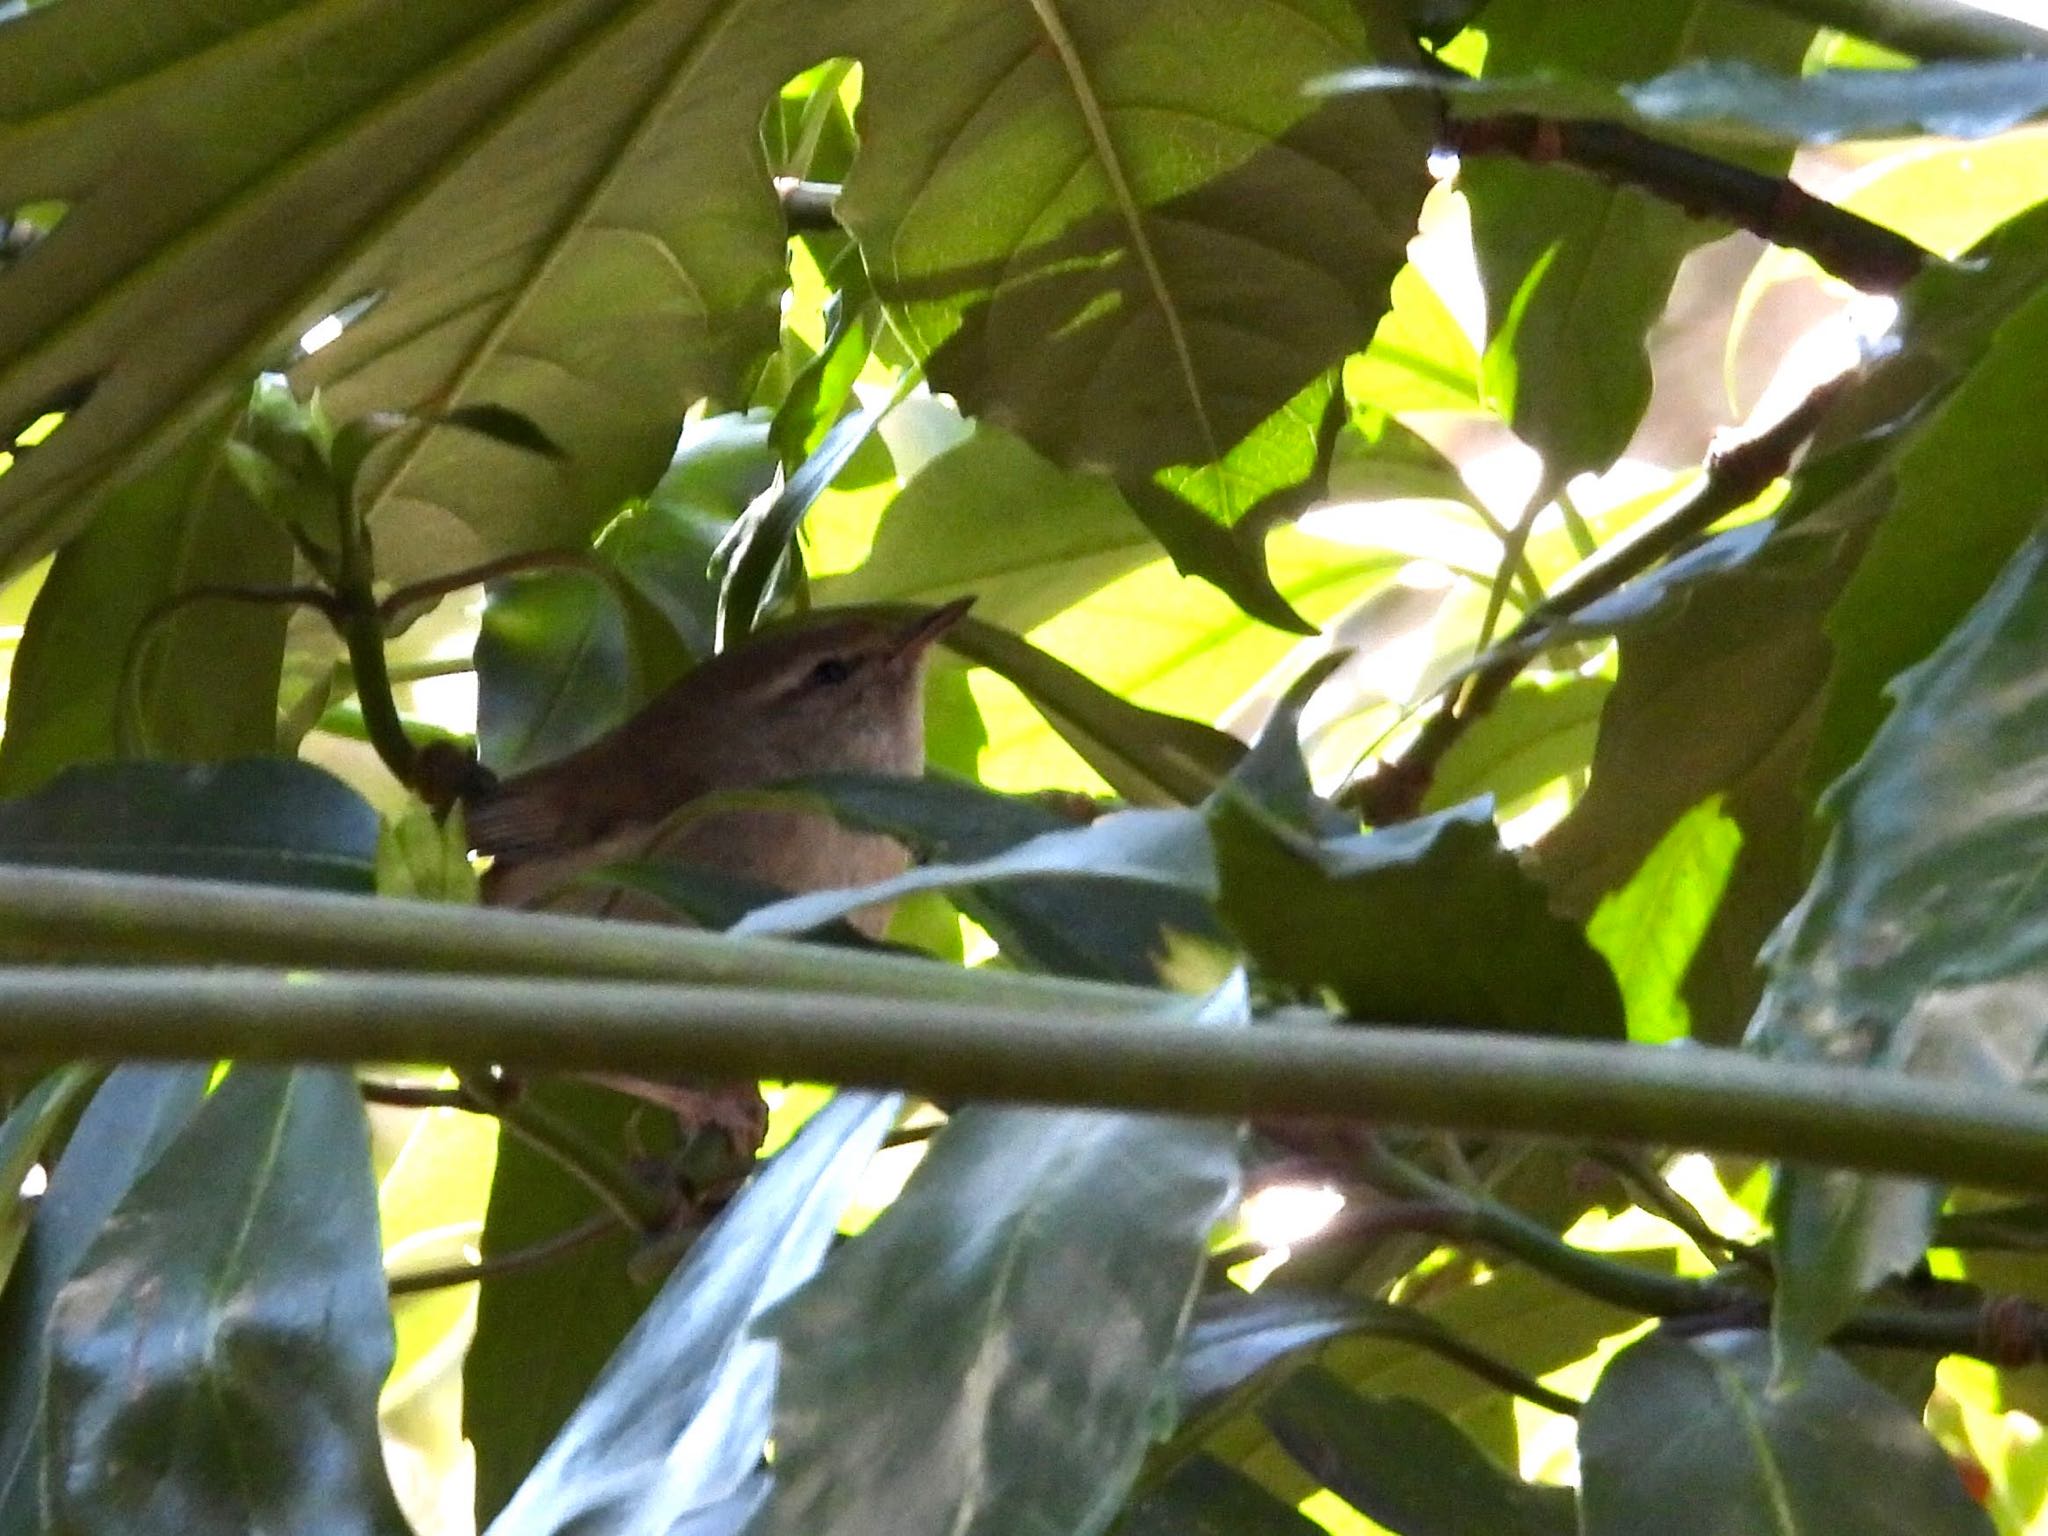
[806,656,857,687]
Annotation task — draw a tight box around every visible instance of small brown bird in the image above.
[466,598,972,932]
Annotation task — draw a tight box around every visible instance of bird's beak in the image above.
[891,595,975,661]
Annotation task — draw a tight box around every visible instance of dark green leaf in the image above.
[1460,0,1810,480]
[1757,528,2048,1367]
[0,1068,212,1532]
[1530,507,1859,1046]
[44,1068,408,1536]
[733,771,1223,984]
[465,1083,661,1527]
[487,1093,899,1536]
[590,859,887,949]
[1578,1333,1991,1536]
[1179,1291,1496,1415]
[605,411,781,675]
[1202,1247,1675,1497]
[475,570,632,778]
[1263,1367,1575,1536]
[0,410,291,794]
[0,758,378,889]
[0,1067,96,1301]
[716,403,886,644]
[770,254,875,470]
[750,982,1246,1536]
[852,4,1433,490]
[1120,1456,1326,1536]
[1212,701,1622,1035]
[1811,244,2048,793]
[1632,57,2048,144]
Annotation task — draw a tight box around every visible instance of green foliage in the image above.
[8,2,2048,1532]
[1579,1333,1992,1535]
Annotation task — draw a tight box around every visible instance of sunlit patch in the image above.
[1497,780,1573,847]
[14,412,62,448]
[1241,1181,1345,1250]
[296,313,347,355]
[1847,292,1899,344]
[19,1163,45,1199]
[289,290,382,363]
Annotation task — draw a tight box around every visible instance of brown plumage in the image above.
[467,599,971,933]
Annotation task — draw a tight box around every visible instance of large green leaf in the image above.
[731,771,1222,984]
[1534,205,2048,1040]
[0,1068,95,1300]
[1578,1333,1990,1536]
[1755,529,2048,1369]
[814,424,1157,634]
[1461,0,1811,481]
[486,1092,898,1536]
[0,758,378,888]
[1207,1250,1676,1502]
[1810,256,2048,794]
[1121,1456,1327,1536]
[0,1068,212,1533]
[44,1068,409,1536]
[1210,675,1623,1037]
[463,1081,661,1526]
[940,613,1248,807]
[750,981,1245,1536]
[1262,1367,1575,1536]
[0,406,290,794]
[0,0,1432,616]
[474,569,633,779]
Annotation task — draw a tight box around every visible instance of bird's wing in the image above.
[463,772,584,860]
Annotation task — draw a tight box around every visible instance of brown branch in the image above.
[1341,369,1854,824]
[1447,114,1936,295]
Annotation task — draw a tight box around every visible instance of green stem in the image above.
[335,578,420,788]
[0,865,1131,1009]
[388,1211,618,1296]
[4,959,2048,1193]
[1357,1146,1742,1318]
[1751,0,2048,58]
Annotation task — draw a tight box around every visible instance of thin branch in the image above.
[377,547,617,623]
[1447,115,1934,294]
[6,957,2048,1195]
[1590,1147,1766,1273]
[1344,369,1853,823]
[1749,0,2048,60]
[359,1079,473,1110]
[387,1211,620,1296]
[1349,1147,2048,1373]
[1354,1144,1745,1318]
